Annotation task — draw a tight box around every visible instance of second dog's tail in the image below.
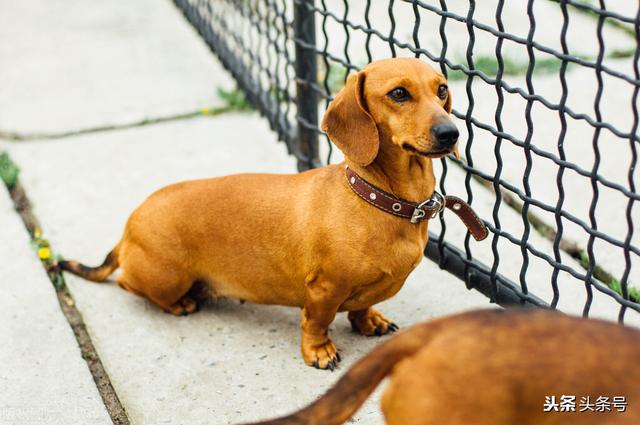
[243,314,456,425]
[58,244,120,282]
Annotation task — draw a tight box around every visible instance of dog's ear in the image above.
[321,71,379,166]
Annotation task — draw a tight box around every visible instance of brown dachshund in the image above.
[247,309,640,425]
[59,58,478,369]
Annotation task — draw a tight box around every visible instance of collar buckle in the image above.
[411,191,445,223]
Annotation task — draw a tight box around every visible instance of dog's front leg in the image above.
[300,280,344,370]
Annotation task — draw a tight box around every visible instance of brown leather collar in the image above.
[345,166,489,241]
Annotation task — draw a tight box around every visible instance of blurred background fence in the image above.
[174,0,640,323]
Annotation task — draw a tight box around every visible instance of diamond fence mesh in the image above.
[174,0,640,323]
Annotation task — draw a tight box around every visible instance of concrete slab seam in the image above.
[0,151,130,425]
[0,105,233,142]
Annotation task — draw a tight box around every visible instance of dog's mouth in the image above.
[402,143,450,157]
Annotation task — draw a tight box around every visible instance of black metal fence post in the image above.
[293,0,321,171]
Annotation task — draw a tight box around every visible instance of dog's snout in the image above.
[432,123,459,148]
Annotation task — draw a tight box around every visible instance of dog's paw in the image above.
[165,296,199,316]
[348,308,399,337]
[302,339,341,371]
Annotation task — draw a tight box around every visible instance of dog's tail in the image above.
[242,314,457,425]
[58,244,120,282]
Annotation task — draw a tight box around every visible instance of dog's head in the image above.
[321,57,459,167]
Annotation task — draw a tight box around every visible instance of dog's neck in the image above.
[346,145,436,203]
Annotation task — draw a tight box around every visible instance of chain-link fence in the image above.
[174,0,640,323]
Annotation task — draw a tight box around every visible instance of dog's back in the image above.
[382,309,640,425]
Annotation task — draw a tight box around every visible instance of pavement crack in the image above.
[0,152,130,425]
[0,106,232,142]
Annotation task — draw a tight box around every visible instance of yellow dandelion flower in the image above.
[38,247,51,260]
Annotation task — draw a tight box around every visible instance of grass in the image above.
[448,55,567,81]
[465,165,640,306]
[608,47,637,59]
[0,151,19,189]
[577,251,640,304]
[269,84,290,103]
[318,62,363,95]
[324,63,349,94]
[610,279,640,304]
[547,0,637,41]
[216,86,253,111]
[30,227,65,289]
[0,150,64,288]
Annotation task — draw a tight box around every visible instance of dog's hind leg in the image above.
[117,246,198,316]
[118,270,198,316]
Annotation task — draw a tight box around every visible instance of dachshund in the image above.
[59,58,487,369]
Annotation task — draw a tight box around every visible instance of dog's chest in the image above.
[341,228,426,310]
[379,236,424,274]
[374,222,427,269]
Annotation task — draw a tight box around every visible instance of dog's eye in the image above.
[437,84,448,100]
[388,87,410,102]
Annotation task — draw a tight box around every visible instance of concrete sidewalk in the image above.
[1,0,638,424]
[0,0,234,135]
[0,187,111,425]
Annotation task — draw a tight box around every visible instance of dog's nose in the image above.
[432,123,459,148]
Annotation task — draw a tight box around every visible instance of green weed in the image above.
[0,151,19,189]
[448,55,567,81]
[216,86,253,111]
[319,63,350,94]
[578,251,640,303]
